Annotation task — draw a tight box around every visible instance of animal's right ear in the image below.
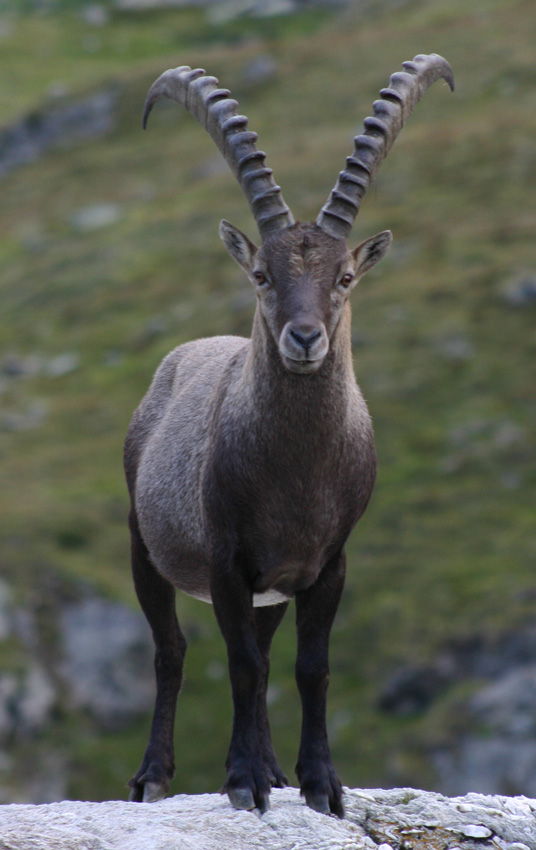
[219,220,258,273]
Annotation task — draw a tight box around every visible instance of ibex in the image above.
[125,54,454,817]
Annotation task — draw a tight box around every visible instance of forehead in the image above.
[259,223,349,277]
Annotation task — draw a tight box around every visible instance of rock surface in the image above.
[0,787,535,850]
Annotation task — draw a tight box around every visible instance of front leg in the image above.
[295,550,346,818]
[254,603,289,789]
[211,558,273,813]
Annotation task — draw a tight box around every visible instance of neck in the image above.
[243,303,356,416]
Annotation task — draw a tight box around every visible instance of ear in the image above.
[352,230,393,278]
[219,220,258,273]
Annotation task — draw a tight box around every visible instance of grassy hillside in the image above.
[0,0,535,802]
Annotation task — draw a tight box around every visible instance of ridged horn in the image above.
[316,53,455,240]
[143,66,295,238]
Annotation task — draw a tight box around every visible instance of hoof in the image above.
[305,794,344,819]
[227,786,271,814]
[143,781,168,803]
[297,759,345,818]
[128,779,168,803]
[305,791,331,815]
[227,786,256,811]
[257,792,271,814]
[304,790,344,819]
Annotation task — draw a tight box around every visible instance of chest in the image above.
[211,407,376,543]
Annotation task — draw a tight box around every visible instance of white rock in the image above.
[0,790,363,850]
[1,787,536,850]
[462,824,493,838]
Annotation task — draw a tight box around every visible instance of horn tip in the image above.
[427,52,456,92]
[142,98,153,129]
[141,65,204,129]
[431,53,455,91]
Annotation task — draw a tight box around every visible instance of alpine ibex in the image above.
[125,54,454,816]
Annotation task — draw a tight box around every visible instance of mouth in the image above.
[281,355,324,375]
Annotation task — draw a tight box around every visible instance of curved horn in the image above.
[316,53,455,240]
[143,66,295,238]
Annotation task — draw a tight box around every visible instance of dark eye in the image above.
[339,273,354,288]
[253,271,268,286]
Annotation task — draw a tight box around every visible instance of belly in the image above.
[139,523,294,608]
[182,586,290,608]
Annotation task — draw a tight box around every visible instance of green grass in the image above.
[0,0,535,802]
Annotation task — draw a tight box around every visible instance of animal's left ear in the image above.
[352,230,393,278]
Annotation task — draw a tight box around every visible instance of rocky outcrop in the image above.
[59,597,154,727]
[0,587,154,743]
[0,582,156,802]
[0,787,535,850]
[378,624,536,797]
[433,667,536,798]
[0,88,118,178]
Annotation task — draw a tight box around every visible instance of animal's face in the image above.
[220,221,392,375]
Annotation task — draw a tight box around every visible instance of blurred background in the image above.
[0,0,535,805]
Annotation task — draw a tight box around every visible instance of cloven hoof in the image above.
[129,780,168,803]
[304,791,345,819]
[227,786,271,814]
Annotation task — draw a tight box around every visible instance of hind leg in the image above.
[255,604,289,790]
[128,510,187,803]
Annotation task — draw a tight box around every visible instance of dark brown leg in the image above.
[128,510,187,803]
[295,550,346,818]
[211,563,276,813]
[254,603,289,789]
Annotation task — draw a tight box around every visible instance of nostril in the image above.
[290,329,322,349]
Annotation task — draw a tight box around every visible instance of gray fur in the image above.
[125,224,388,606]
